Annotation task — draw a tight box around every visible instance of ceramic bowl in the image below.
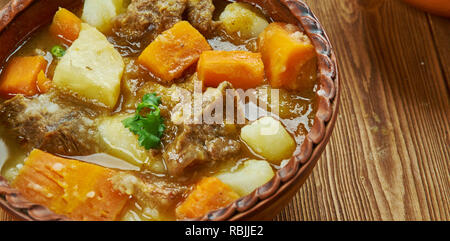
[0,0,339,221]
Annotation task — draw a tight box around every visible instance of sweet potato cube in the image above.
[12,149,129,221]
[138,21,211,82]
[49,8,82,44]
[36,70,52,93]
[0,56,47,99]
[197,50,265,89]
[258,22,317,91]
[175,177,239,219]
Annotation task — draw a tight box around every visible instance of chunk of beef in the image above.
[206,137,241,160]
[186,0,216,33]
[0,93,100,156]
[113,0,187,41]
[170,79,244,125]
[164,124,241,176]
[111,0,217,55]
[111,172,187,219]
[164,82,243,176]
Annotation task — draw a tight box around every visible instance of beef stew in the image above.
[0,0,318,221]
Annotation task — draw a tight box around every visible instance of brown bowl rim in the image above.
[0,0,339,221]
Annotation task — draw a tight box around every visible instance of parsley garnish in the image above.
[122,93,165,150]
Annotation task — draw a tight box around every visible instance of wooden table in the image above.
[0,0,449,221]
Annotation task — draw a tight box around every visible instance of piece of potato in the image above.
[98,114,146,167]
[138,21,211,82]
[97,114,164,173]
[219,2,269,39]
[258,22,317,91]
[81,0,127,33]
[13,149,129,221]
[240,116,295,164]
[216,159,274,196]
[53,23,124,109]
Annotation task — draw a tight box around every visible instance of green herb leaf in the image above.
[122,93,165,150]
[51,45,66,58]
[137,93,161,114]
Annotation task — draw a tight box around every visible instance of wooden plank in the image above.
[427,14,450,89]
[275,0,449,221]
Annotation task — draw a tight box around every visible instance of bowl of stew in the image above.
[0,0,339,221]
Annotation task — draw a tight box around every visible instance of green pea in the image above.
[51,45,66,58]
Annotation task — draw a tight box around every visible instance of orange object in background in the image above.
[49,7,82,44]
[175,177,239,219]
[13,149,129,221]
[0,56,47,99]
[400,0,450,17]
[197,50,265,90]
[258,22,317,91]
[138,21,211,82]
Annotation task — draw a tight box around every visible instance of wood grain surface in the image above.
[0,0,449,221]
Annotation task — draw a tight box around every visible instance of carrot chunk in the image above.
[138,21,211,82]
[175,177,239,219]
[258,22,317,91]
[0,56,47,99]
[197,50,265,89]
[13,149,129,221]
[36,70,52,93]
[49,8,82,44]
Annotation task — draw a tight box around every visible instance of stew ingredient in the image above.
[197,50,265,89]
[258,22,317,91]
[13,149,129,221]
[0,56,47,98]
[49,7,82,44]
[122,93,165,150]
